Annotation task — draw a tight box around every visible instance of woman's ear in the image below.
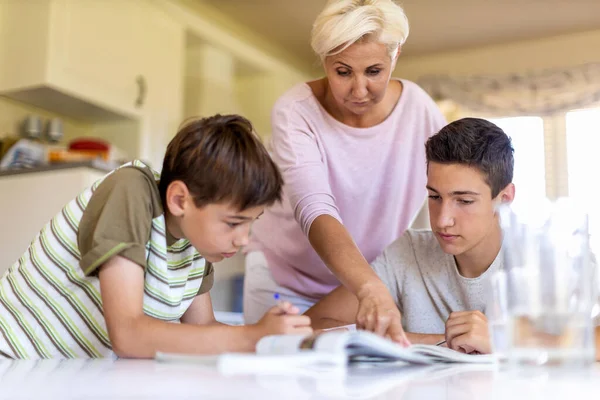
[165,181,190,217]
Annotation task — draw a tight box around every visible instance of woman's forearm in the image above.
[308,215,386,296]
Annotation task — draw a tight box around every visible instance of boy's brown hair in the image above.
[159,114,283,210]
[425,117,514,198]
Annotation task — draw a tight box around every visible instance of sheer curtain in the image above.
[418,63,600,117]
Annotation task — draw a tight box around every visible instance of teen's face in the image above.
[323,40,396,116]
[427,162,507,256]
[179,202,264,263]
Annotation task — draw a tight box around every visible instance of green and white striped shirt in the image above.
[0,161,209,359]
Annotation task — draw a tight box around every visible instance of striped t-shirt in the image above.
[0,161,212,359]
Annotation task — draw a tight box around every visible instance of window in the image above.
[566,108,600,254]
[463,107,600,256]
[487,116,546,209]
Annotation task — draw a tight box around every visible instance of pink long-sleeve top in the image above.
[246,79,447,299]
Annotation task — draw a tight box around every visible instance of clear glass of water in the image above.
[489,199,598,367]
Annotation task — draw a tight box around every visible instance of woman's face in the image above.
[323,40,397,116]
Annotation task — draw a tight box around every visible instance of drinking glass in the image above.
[489,198,598,367]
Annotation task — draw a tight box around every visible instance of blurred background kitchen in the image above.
[1,0,600,313]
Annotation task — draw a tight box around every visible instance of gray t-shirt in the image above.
[371,230,501,334]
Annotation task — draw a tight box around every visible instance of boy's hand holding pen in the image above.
[273,292,299,315]
[253,293,313,336]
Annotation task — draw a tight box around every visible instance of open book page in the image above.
[254,333,315,355]
[408,344,496,364]
[322,324,357,332]
[256,330,496,365]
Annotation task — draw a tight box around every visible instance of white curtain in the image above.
[418,63,600,117]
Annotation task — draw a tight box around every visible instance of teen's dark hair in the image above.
[425,117,514,198]
[159,114,283,210]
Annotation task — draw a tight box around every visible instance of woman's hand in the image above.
[356,283,410,346]
[307,216,409,345]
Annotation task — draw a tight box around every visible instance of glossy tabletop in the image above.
[1,358,599,399]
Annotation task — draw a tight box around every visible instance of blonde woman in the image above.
[244,0,445,344]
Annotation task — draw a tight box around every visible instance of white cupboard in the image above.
[0,167,106,276]
[0,0,183,121]
[0,0,184,167]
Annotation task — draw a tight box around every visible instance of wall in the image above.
[396,29,600,81]
[161,0,309,141]
[183,60,305,142]
[235,72,304,139]
[175,0,307,79]
[0,96,90,141]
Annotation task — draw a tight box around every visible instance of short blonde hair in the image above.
[311,0,409,61]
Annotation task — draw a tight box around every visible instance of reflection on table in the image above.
[0,358,599,399]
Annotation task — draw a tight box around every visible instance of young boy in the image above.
[306,117,514,354]
[0,114,312,359]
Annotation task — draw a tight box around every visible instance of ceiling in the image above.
[199,0,600,74]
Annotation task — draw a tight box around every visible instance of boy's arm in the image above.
[100,255,311,358]
[180,293,218,325]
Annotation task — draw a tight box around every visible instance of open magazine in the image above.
[256,330,496,365]
[156,330,495,375]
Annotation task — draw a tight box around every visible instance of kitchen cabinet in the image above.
[0,0,184,123]
[0,166,106,275]
[0,0,184,168]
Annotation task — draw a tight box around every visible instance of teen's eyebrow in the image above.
[450,191,481,196]
[426,186,480,196]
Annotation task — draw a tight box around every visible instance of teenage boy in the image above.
[306,117,515,354]
[308,118,600,359]
[0,114,311,359]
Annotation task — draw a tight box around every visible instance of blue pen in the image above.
[273,292,289,313]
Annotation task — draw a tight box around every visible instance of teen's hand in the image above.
[445,311,491,354]
[255,302,313,336]
[356,284,410,346]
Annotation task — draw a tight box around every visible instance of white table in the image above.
[0,358,599,399]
